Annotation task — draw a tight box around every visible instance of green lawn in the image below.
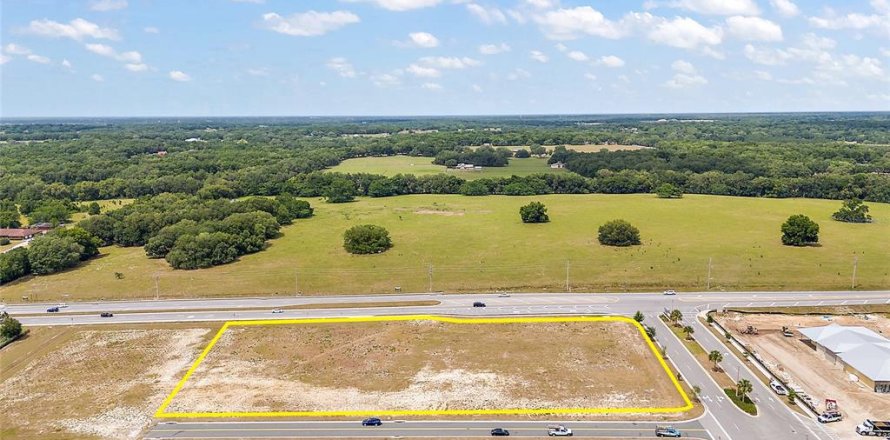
[327,156,568,180]
[3,194,889,302]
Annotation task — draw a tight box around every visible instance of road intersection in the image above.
[5,290,887,439]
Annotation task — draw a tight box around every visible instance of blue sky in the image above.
[1,0,888,116]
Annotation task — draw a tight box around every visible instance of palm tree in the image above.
[683,325,695,339]
[708,350,723,371]
[787,388,798,405]
[736,378,753,400]
[634,311,645,323]
[669,309,683,326]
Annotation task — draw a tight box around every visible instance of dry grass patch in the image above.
[166,319,688,417]
[0,324,214,440]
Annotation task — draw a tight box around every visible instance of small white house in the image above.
[550,162,566,169]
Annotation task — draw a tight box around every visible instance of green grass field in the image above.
[327,156,568,180]
[2,194,889,302]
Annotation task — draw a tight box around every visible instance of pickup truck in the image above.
[817,411,842,423]
[656,426,682,437]
[856,419,890,437]
[547,425,573,436]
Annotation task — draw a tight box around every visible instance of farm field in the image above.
[0,323,215,440]
[163,317,690,418]
[2,194,889,302]
[471,144,649,152]
[327,156,568,179]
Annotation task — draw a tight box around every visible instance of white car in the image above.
[57,303,69,308]
[498,293,510,297]
[272,308,284,314]
[663,290,677,296]
[769,380,788,395]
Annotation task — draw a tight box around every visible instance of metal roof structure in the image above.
[799,323,890,382]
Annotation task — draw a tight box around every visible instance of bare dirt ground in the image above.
[167,320,689,419]
[0,324,213,440]
[717,312,890,440]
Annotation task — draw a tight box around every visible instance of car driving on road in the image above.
[490,428,510,436]
[100,312,113,318]
[361,417,382,426]
[473,302,486,307]
[46,306,60,313]
[655,426,682,437]
[272,308,284,313]
[547,425,573,436]
[663,289,677,295]
[769,380,788,395]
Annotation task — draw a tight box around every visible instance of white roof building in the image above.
[799,323,890,392]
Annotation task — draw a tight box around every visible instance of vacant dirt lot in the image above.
[167,319,688,418]
[0,324,213,440]
[719,312,890,440]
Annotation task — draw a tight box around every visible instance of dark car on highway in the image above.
[473,302,486,307]
[100,312,114,318]
[46,307,60,313]
[491,428,510,436]
[361,417,382,426]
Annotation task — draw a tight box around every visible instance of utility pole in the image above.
[706,257,713,290]
[295,269,300,296]
[851,255,858,290]
[154,273,160,300]
[565,260,571,293]
[428,264,433,292]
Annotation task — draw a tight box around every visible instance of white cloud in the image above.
[669,0,760,16]
[770,0,799,17]
[361,0,441,11]
[466,4,507,25]
[406,32,439,48]
[144,26,160,34]
[4,43,31,55]
[371,72,402,87]
[808,1,890,38]
[89,0,128,11]
[124,63,148,72]
[584,73,597,80]
[247,67,269,76]
[421,82,443,90]
[471,83,483,92]
[525,0,558,8]
[598,55,625,67]
[169,70,191,82]
[479,43,511,55]
[534,6,630,40]
[647,17,723,49]
[90,73,104,82]
[61,59,72,69]
[326,57,357,78]
[530,50,549,62]
[555,43,568,52]
[0,54,11,65]
[754,70,773,80]
[261,11,360,37]
[24,18,119,40]
[26,54,51,64]
[882,47,890,57]
[743,44,791,65]
[726,16,783,41]
[665,59,707,88]
[85,43,143,64]
[507,68,532,80]
[567,50,588,61]
[418,56,480,69]
[406,64,440,77]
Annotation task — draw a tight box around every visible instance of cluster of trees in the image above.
[77,194,312,269]
[343,224,392,254]
[0,227,101,284]
[832,198,872,223]
[433,146,512,167]
[0,314,23,341]
[781,215,820,246]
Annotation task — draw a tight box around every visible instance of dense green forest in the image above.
[1,113,888,280]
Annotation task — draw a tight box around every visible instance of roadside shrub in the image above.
[0,238,9,246]
[0,317,23,339]
[343,224,392,254]
[781,214,819,246]
[598,219,641,246]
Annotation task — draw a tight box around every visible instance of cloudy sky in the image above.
[1,0,888,117]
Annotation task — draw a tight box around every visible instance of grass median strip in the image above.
[14,300,441,317]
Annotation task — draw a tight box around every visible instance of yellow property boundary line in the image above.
[155,315,693,418]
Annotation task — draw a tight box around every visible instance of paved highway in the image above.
[5,290,886,440]
[144,420,711,439]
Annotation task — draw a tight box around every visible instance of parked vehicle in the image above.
[490,428,510,436]
[856,420,890,436]
[770,380,789,395]
[361,417,382,426]
[782,326,794,337]
[100,312,113,318]
[663,289,677,296]
[46,307,60,313]
[272,308,284,313]
[473,302,486,307]
[655,426,682,437]
[818,411,843,423]
[547,425,573,436]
